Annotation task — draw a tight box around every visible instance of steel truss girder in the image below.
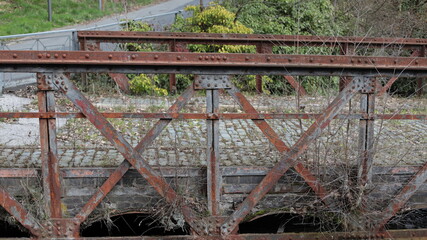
[77,31,427,48]
[0,48,425,238]
[0,51,426,77]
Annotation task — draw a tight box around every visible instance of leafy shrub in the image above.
[129,74,168,96]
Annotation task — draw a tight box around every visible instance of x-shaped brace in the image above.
[39,73,210,235]
[220,76,375,235]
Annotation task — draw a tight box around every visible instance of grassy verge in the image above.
[0,0,154,36]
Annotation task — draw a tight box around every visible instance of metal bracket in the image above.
[194,75,231,90]
[85,40,100,51]
[353,76,376,94]
[37,73,69,92]
[42,218,79,238]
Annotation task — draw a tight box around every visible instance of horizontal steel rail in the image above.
[78,31,427,48]
[0,51,426,77]
[1,112,426,120]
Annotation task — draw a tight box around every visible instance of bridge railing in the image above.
[0,46,425,238]
[77,31,427,95]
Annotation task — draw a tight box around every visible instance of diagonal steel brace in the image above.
[0,188,43,237]
[75,86,195,224]
[47,74,208,235]
[375,161,427,232]
[221,77,367,235]
[226,85,332,205]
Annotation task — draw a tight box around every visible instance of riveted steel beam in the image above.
[77,31,427,49]
[0,51,426,77]
[37,74,62,221]
[206,87,221,216]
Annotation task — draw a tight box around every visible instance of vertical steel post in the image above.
[169,41,177,93]
[47,0,52,22]
[357,77,376,191]
[339,43,355,91]
[417,46,425,96]
[37,73,62,221]
[206,88,220,216]
[255,43,272,94]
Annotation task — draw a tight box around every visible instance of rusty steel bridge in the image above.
[0,31,426,239]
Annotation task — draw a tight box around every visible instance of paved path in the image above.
[0,94,425,168]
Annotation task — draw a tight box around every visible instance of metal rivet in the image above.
[12,54,17,58]
[131,54,136,59]
[309,57,313,62]
[54,54,59,58]
[205,56,209,60]
[177,56,181,60]
[288,58,292,62]
[108,54,113,59]
[199,56,203,60]
[267,57,271,61]
[223,56,227,60]
[62,54,67,58]
[38,54,43,58]
[154,55,159,59]
[85,54,89,59]
[394,60,397,64]
[245,56,249,61]
[330,58,334,62]
[46,54,51,58]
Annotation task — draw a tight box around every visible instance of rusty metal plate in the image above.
[194,75,231,90]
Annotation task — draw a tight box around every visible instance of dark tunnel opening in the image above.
[0,219,31,237]
[386,208,427,229]
[81,213,190,237]
[238,213,337,234]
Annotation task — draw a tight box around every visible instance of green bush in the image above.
[129,74,168,96]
